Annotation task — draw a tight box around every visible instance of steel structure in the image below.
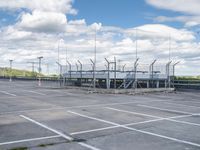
[62,59,176,89]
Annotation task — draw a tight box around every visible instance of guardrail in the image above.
[174,80,200,90]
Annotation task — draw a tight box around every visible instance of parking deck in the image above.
[0,79,200,150]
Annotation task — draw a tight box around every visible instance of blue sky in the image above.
[0,0,184,29]
[69,0,183,28]
[0,0,200,75]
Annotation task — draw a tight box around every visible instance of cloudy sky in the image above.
[0,0,200,75]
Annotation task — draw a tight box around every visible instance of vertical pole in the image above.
[169,34,171,62]
[135,28,138,60]
[78,60,82,86]
[133,58,139,89]
[90,59,95,89]
[172,61,180,88]
[122,64,126,72]
[38,57,43,86]
[9,60,13,82]
[105,58,110,89]
[32,62,35,73]
[67,61,71,82]
[166,61,172,88]
[58,40,60,75]
[93,27,97,90]
[114,57,117,89]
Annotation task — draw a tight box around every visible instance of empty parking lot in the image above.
[0,79,200,150]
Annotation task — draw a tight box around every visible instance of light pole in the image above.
[66,60,72,80]
[37,56,43,86]
[93,27,97,90]
[105,58,110,89]
[149,60,157,88]
[78,60,82,86]
[56,61,63,87]
[9,60,13,82]
[90,59,95,89]
[173,61,180,88]
[166,61,172,88]
[133,58,139,89]
[57,39,63,75]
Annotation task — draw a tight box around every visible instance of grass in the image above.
[0,67,51,78]
[38,143,55,147]
[176,76,200,81]
[9,147,28,150]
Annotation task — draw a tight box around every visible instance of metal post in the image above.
[166,61,172,88]
[56,62,63,87]
[78,60,82,86]
[133,58,139,89]
[114,57,117,89]
[27,61,38,77]
[93,27,97,90]
[66,60,72,80]
[9,60,13,82]
[122,64,126,72]
[173,61,180,88]
[37,56,43,86]
[105,58,110,89]
[149,60,157,88]
[76,63,79,72]
[90,59,95,89]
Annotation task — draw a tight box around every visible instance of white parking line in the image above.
[138,104,194,115]
[164,101,200,109]
[25,90,46,96]
[105,107,200,127]
[71,114,193,135]
[68,110,200,148]
[0,99,168,115]
[20,115,100,150]
[0,135,61,146]
[71,126,119,135]
[106,107,160,119]
[0,91,16,97]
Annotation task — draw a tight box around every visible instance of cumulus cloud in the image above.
[125,24,195,41]
[146,0,200,15]
[18,10,68,33]
[146,0,200,27]
[0,0,200,75]
[0,0,77,14]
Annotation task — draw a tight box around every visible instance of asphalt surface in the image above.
[0,79,200,150]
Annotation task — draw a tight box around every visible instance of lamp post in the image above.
[37,56,43,86]
[66,60,72,80]
[173,61,180,88]
[56,61,63,87]
[133,58,139,89]
[9,60,13,82]
[90,59,95,89]
[77,60,83,86]
[166,61,172,88]
[149,60,157,88]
